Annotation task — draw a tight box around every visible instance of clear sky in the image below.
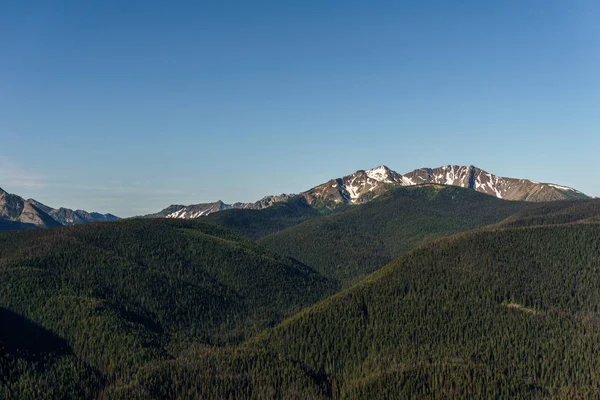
[1,1,598,216]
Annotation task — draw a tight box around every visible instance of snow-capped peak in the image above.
[366,165,393,183]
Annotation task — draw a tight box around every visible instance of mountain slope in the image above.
[254,223,600,398]
[48,208,119,225]
[202,195,325,239]
[28,199,119,226]
[144,194,295,219]
[491,198,600,228]
[405,165,588,201]
[120,221,600,398]
[0,219,335,344]
[144,200,233,219]
[0,188,61,229]
[232,193,296,210]
[0,308,103,399]
[0,219,336,397]
[260,185,528,285]
[25,198,54,214]
[0,188,118,230]
[298,165,412,209]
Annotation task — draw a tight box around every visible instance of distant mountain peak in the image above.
[299,166,408,208]
[0,190,119,230]
[365,165,395,183]
[144,193,297,220]
[0,188,61,229]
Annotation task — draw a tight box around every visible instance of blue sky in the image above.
[1,1,598,216]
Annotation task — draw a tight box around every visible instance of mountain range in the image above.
[141,194,295,219]
[146,164,588,220]
[0,164,589,231]
[0,187,62,230]
[0,187,119,230]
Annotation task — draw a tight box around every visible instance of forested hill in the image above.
[491,198,600,228]
[259,185,528,285]
[0,219,336,398]
[202,195,326,239]
[123,222,600,398]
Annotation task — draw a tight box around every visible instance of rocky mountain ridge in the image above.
[295,164,587,210]
[0,187,61,229]
[3,164,589,227]
[0,187,118,230]
[404,165,587,202]
[144,194,296,220]
[152,164,588,219]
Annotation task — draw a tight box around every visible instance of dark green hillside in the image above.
[108,344,330,399]
[124,222,600,398]
[258,223,600,398]
[203,196,326,239]
[0,308,103,399]
[0,219,335,397]
[260,185,528,285]
[493,198,600,228]
[0,220,37,231]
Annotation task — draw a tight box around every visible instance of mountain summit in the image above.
[298,165,412,209]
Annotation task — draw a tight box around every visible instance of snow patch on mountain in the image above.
[366,166,393,183]
[547,183,578,192]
